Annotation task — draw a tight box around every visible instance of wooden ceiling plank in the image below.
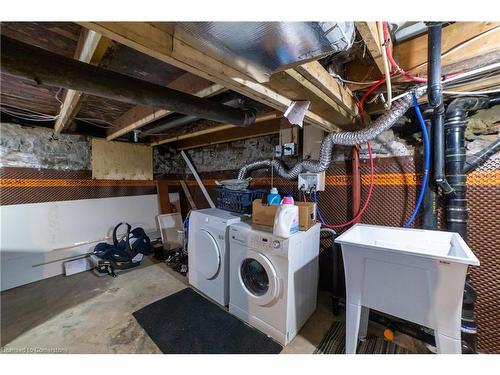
[53,30,111,135]
[347,22,500,90]
[293,61,357,116]
[355,22,385,75]
[78,22,346,132]
[397,22,500,75]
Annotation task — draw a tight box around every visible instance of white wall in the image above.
[0,194,159,291]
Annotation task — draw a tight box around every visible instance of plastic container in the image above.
[216,187,266,214]
[273,197,299,238]
[266,187,281,206]
[335,224,480,354]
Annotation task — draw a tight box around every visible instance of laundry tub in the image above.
[335,224,480,354]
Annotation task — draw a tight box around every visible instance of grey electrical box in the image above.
[274,144,282,158]
[283,142,297,156]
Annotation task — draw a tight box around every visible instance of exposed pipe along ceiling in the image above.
[0,35,257,129]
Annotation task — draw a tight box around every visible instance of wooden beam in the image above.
[54,30,111,135]
[150,112,278,147]
[355,22,385,75]
[294,61,357,116]
[78,22,352,132]
[106,73,225,140]
[347,22,500,89]
[156,180,173,214]
[180,180,197,210]
[396,22,500,76]
[174,117,283,150]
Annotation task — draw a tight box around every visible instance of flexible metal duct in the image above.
[238,93,415,180]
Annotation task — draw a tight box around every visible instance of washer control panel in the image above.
[249,233,287,255]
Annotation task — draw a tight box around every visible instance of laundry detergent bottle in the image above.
[266,187,281,206]
[273,196,299,238]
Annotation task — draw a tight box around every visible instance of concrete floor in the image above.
[1,257,335,354]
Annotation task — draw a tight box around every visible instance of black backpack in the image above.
[91,222,151,276]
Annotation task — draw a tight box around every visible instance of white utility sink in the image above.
[335,224,480,354]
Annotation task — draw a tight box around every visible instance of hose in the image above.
[403,94,430,228]
[238,93,416,180]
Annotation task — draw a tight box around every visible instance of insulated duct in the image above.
[177,22,355,82]
[141,93,247,136]
[0,36,257,128]
[238,93,415,180]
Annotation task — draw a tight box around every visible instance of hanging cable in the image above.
[378,21,393,108]
[403,94,430,228]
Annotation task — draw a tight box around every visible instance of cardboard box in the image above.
[252,199,316,231]
[296,201,317,231]
[252,199,278,227]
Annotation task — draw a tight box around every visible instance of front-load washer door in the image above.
[193,229,221,280]
[238,250,280,307]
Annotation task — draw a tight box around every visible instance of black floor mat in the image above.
[133,287,283,354]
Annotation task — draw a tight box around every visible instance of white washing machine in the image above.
[188,208,242,306]
[228,222,321,345]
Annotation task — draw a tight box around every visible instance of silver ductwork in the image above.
[176,22,355,82]
[238,93,415,180]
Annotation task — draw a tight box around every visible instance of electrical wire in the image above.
[383,21,427,83]
[441,62,500,85]
[403,94,430,228]
[329,73,380,86]
[1,102,114,129]
[378,21,393,108]
[443,88,500,96]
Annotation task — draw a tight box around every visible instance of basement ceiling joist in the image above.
[78,22,357,133]
[354,22,385,76]
[347,21,500,90]
[54,30,112,135]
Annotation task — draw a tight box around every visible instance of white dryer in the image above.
[188,208,242,306]
[228,222,321,345]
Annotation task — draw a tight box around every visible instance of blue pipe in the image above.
[404,94,431,228]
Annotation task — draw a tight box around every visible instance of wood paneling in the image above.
[91,138,153,180]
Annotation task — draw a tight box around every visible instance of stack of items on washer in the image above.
[188,183,321,346]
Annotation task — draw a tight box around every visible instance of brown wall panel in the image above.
[0,167,156,206]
